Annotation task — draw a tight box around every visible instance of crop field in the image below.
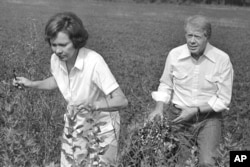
[0,0,250,166]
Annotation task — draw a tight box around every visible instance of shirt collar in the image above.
[178,43,216,63]
[203,43,216,63]
[58,59,67,73]
[58,48,85,72]
[178,45,191,60]
[74,49,84,70]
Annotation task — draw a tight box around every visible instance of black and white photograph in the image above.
[0,0,249,166]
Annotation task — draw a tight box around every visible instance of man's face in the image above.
[185,25,208,57]
[50,31,77,62]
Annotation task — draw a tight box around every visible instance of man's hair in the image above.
[184,15,212,39]
[45,12,89,49]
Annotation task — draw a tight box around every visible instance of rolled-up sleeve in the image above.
[151,53,173,104]
[208,58,234,112]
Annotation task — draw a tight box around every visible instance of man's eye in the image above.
[186,34,192,38]
[195,35,202,39]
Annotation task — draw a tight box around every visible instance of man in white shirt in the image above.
[149,15,234,166]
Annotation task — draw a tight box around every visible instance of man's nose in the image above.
[190,36,196,43]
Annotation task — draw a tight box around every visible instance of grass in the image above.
[0,0,250,166]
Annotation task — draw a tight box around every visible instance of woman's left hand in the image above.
[77,103,97,112]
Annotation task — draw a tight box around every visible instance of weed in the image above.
[0,0,250,166]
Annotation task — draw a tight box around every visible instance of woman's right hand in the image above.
[13,77,33,88]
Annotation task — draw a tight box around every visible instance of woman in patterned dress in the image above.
[13,12,128,167]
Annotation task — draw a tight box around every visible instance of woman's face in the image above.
[50,31,77,62]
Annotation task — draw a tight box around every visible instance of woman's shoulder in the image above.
[79,47,104,63]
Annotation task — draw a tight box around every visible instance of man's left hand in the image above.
[172,105,197,124]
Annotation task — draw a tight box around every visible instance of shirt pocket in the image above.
[203,75,219,91]
[172,71,188,87]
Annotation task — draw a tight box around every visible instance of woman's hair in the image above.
[45,12,88,49]
[184,15,212,39]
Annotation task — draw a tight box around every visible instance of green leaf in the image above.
[75,125,84,130]
[94,121,107,127]
[61,149,74,164]
[59,136,72,146]
[88,147,97,154]
[72,145,81,152]
[76,153,88,163]
[98,145,109,155]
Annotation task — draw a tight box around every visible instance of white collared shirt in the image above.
[50,47,119,106]
[152,43,234,112]
[51,47,120,134]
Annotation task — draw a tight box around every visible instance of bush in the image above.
[120,118,198,167]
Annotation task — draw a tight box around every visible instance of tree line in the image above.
[122,0,250,6]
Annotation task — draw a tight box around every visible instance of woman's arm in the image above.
[78,87,128,112]
[96,87,128,111]
[13,76,58,90]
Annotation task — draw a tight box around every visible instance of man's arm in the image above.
[149,52,174,121]
[208,58,234,112]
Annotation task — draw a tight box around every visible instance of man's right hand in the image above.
[148,101,166,122]
[148,109,164,122]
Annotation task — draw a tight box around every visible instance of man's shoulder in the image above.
[167,44,188,58]
[209,44,230,60]
[170,44,187,53]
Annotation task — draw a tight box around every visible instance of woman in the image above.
[13,12,128,166]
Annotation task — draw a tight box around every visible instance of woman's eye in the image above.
[59,44,67,47]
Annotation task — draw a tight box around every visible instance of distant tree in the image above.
[218,0,225,4]
[131,0,250,5]
[225,0,244,5]
[205,0,212,4]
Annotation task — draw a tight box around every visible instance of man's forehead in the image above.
[186,23,204,30]
[185,26,204,34]
[186,31,203,35]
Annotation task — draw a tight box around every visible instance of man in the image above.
[149,15,234,166]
